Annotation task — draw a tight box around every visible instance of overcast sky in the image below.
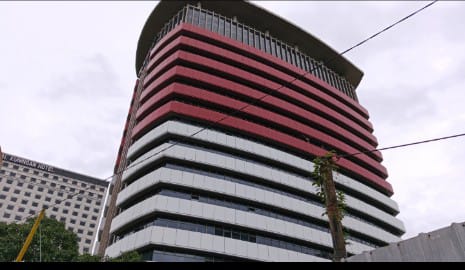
[1,1,464,240]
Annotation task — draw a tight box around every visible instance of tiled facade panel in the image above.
[120,143,403,235]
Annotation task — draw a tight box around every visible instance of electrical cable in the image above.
[12,0,438,223]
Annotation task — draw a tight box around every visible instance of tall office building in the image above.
[0,152,108,254]
[100,1,405,261]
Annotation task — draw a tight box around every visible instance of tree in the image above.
[0,216,79,262]
[312,151,347,262]
[74,253,102,262]
[104,251,143,262]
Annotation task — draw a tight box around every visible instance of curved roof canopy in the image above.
[136,0,364,88]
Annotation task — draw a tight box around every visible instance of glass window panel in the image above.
[260,34,265,51]
[254,32,260,50]
[265,37,271,53]
[240,232,248,241]
[232,230,240,240]
[225,19,230,38]
[206,225,215,235]
[192,8,200,26]
[237,24,242,42]
[243,26,248,44]
[199,10,206,28]
[214,226,223,236]
[281,45,287,62]
[276,41,281,59]
[223,229,231,238]
[296,53,302,69]
[212,15,219,33]
[249,235,256,243]
[270,38,276,56]
[248,28,254,46]
[290,50,296,65]
[186,7,193,24]
[231,22,237,40]
[206,12,212,30]
[219,17,225,35]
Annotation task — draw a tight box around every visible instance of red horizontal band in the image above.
[132,101,393,195]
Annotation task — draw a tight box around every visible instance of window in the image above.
[60,217,66,222]
[72,211,78,216]
[7,205,14,210]
[53,176,58,180]
[32,202,38,207]
[27,184,33,189]
[45,197,51,202]
[33,171,39,175]
[77,229,84,234]
[13,189,20,194]
[77,197,82,202]
[90,223,95,228]
[84,206,90,211]
[17,182,24,187]
[18,207,25,213]
[231,22,237,40]
[0,194,5,199]
[70,219,76,224]
[29,210,35,215]
[6,179,13,184]
[2,186,10,192]
[74,204,80,209]
[48,190,53,195]
[21,199,28,205]
[65,202,71,207]
[35,194,41,199]
[63,209,69,214]
[219,17,225,35]
[85,239,91,244]
[82,214,88,219]
[87,231,93,236]
[37,187,44,192]
[91,216,97,221]
[86,199,92,204]
[40,180,46,185]
[52,207,59,212]
[225,19,230,38]
[199,10,206,28]
[50,214,56,219]
[11,197,17,202]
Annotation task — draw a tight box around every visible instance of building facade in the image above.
[100,1,405,261]
[0,152,108,254]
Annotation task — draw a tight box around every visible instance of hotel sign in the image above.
[1,153,55,173]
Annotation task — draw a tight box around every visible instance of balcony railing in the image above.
[143,4,358,101]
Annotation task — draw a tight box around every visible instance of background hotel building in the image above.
[99,0,405,261]
[0,152,109,254]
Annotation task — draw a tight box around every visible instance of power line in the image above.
[109,0,438,183]
[13,1,438,222]
[339,132,465,159]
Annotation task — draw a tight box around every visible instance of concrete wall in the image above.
[347,221,465,262]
